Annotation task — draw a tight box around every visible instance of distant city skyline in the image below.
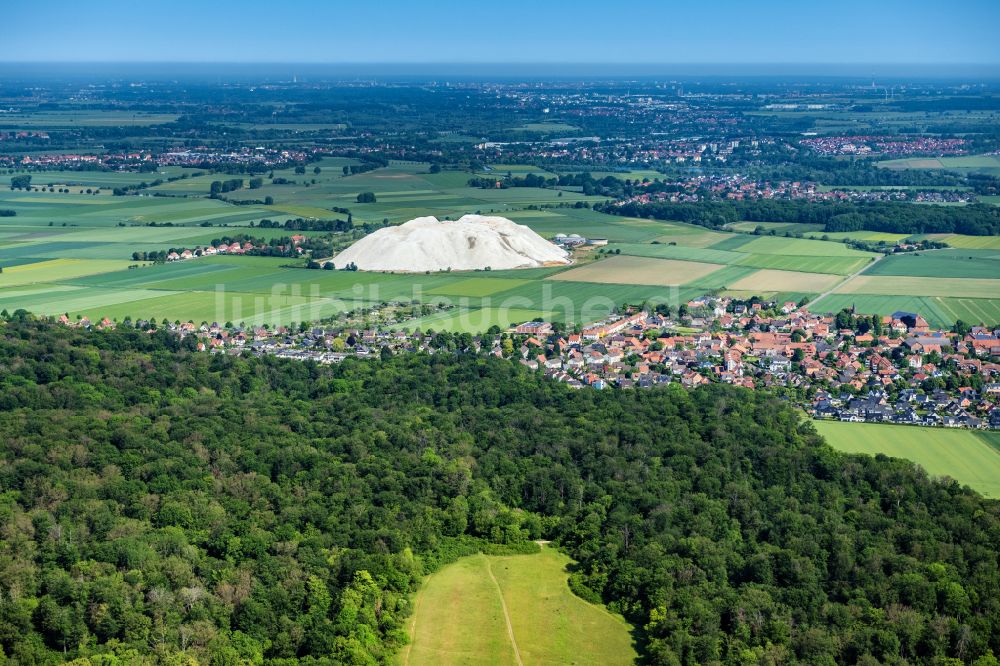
[3,0,999,66]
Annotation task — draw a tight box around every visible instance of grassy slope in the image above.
[401,548,636,666]
[813,420,1000,498]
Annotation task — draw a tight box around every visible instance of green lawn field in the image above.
[814,421,1000,497]
[399,547,636,666]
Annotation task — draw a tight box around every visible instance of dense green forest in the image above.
[601,200,1000,236]
[0,320,998,665]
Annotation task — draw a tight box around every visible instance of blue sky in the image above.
[2,0,998,64]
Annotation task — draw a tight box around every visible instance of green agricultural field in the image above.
[727,222,825,235]
[566,169,665,182]
[684,265,760,290]
[67,290,346,328]
[510,122,581,132]
[425,277,534,298]
[863,249,1000,279]
[927,233,1000,250]
[816,184,972,192]
[0,258,137,287]
[729,235,876,257]
[481,164,556,177]
[610,242,745,265]
[811,294,1000,328]
[835,275,1000,299]
[489,280,698,324]
[710,234,760,251]
[735,253,872,275]
[549,254,725,287]
[0,157,995,331]
[399,548,636,666]
[814,421,1000,498]
[394,307,549,333]
[220,161,607,226]
[0,169,191,189]
[506,209,667,243]
[0,110,180,127]
[877,154,1000,174]
[728,269,843,293]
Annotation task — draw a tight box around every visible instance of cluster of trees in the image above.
[967,174,1000,196]
[209,179,245,196]
[602,199,1000,236]
[0,320,996,664]
[468,171,630,197]
[834,307,887,335]
[342,159,386,177]
[355,192,376,203]
[307,260,358,271]
[8,174,31,190]
[0,209,14,217]
[130,233,335,263]
[257,217,352,232]
[112,180,162,196]
[129,249,171,262]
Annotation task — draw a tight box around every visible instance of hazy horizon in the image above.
[0,62,997,83]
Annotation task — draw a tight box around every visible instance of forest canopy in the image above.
[0,320,997,665]
[601,199,1000,236]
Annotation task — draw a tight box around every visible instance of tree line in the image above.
[600,199,1000,236]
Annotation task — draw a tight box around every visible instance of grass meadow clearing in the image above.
[399,547,636,666]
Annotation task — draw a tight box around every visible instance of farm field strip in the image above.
[393,307,551,334]
[814,421,1000,498]
[425,277,534,298]
[609,242,744,265]
[728,269,844,293]
[0,258,138,287]
[547,255,724,287]
[811,294,1000,328]
[730,235,877,257]
[0,286,182,316]
[928,234,1000,250]
[835,275,1000,299]
[862,250,1000,278]
[62,291,362,327]
[733,253,871,275]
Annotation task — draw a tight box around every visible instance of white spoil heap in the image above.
[332,214,572,272]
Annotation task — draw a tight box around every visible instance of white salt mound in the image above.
[332,214,571,272]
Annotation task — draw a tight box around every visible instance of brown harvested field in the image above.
[547,254,724,286]
[728,269,843,293]
[834,275,1000,299]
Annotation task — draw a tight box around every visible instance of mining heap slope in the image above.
[333,214,572,272]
